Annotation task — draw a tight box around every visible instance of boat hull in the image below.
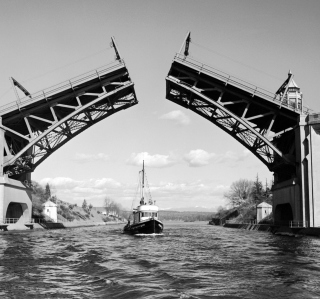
[123,219,163,235]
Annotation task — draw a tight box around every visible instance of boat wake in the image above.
[134,233,164,237]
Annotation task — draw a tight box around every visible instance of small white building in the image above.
[42,200,58,222]
[257,201,272,223]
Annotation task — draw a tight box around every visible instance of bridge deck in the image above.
[170,53,308,115]
[166,53,305,170]
[1,59,137,179]
[0,60,126,117]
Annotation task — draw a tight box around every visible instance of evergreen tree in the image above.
[44,183,51,200]
[82,199,88,210]
[252,174,263,202]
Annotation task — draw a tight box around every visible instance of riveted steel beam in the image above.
[166,76,295,170]
[1,55,138,179]
[3,83,136,177]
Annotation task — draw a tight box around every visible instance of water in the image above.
[1,222,320,299]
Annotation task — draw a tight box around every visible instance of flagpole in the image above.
[9,77,21,104]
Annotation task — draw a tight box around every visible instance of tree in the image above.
[88,203,93,211]
[104,197,124,218]
[51,195,57,203]
[224,179,254,207]
[104,197,113,214]
[252,174,263,202]
[44,183,51,200]
[82,199,88,210]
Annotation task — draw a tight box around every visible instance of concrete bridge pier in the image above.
[273,114,320,227]
[0,118,32,224]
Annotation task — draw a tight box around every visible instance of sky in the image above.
[1,0,320,211]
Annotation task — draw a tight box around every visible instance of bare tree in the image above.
[104,197,124,218]
[224,179,254,207]
[104,197,113,214]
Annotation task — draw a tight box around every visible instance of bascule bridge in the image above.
[0,37,137,225]
[166,33,320,228]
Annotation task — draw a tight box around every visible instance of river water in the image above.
[0,221,320,299]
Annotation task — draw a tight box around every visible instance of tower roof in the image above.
[42,200,57,207]
[257,201,272,208]
[288,79,299,89]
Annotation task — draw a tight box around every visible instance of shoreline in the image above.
[0,220,125,233]
[222,222,320,237]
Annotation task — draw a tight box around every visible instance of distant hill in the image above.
[158,210,213,221]
[161,206,217,212]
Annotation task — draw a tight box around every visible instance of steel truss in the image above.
[166,54,302,171]
[1,60,137,179]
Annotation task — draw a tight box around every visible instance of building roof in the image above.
[257,201,272,208]
[42,200,57,207]
[288,79,299,89]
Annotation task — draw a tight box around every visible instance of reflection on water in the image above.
[0,222,320,298]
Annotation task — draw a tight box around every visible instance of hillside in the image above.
[32,181,125,223]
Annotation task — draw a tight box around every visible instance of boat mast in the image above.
[140,160,145,205]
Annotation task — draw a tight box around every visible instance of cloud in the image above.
[40,177,79,189]
[149,180,229,210]
[159,110,190,125]
[215,149,251,164]
[38,176,229,211]
[184,149,216,167]
[126,152,177,168]
[183,149,251,167]
[92,178,121,189]
[72,153,109,163]
[38,177,124,206]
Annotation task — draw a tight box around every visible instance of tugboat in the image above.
[123,161,163,235]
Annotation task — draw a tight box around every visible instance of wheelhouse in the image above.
[133,204,159,224]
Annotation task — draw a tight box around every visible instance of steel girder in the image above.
[1,61,138,179]
[166,55,302,171]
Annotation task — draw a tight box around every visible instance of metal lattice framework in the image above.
[1,40,138,180]
[166,52,304,171]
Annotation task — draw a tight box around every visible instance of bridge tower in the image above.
[0,37,138,226]
[166,33,320,227]
[271,73,320,227]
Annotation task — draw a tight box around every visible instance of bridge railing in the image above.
[289,221,308,228]
[0,218,48,224]
[225,219,257,225]
[0,60,126,115]
[0,218,32,224]
[173,53,310,114]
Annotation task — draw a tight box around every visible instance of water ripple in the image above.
[0,222,320,298]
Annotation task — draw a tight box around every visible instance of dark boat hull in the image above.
[123,219,163,235]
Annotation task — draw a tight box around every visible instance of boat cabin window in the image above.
[141,212,158,218]
[134,212,140,223]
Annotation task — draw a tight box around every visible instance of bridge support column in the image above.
[303,114,320,227]
[0,118,32,223]
[273,114,320,227]
[0,176,32,222]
